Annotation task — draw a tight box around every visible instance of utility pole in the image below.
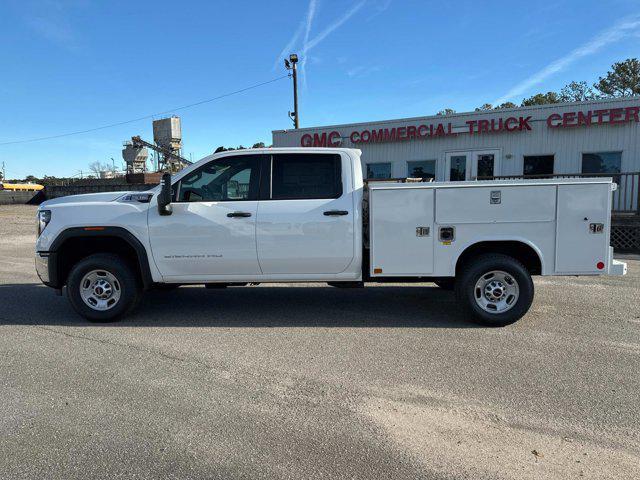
[284,53,299,129]
[1,162,5,181]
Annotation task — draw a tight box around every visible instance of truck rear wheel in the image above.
[456,254,534,327]
[67,254,141,322]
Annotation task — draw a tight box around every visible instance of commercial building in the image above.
[272,96,640,250]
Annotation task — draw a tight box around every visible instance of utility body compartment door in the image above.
[435,185,556,223]
[555,183,610,273]
[369,187,434,276]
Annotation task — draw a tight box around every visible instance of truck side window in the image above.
[176,155,261,202]
[271,154,342,200]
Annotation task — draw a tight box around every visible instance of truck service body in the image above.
[35,148,626,326]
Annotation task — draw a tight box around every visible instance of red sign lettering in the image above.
[519,116,532,130]
[577,111,591,126]
[593,109,608,123]
[626,106,639,122]
[370,129,383,143]
[547,113,561,128]
[562,112,576,127]
[609,108,623,124]
[505,117,518,131]
[466,120,477,134]
[328,131,341,146]
[301,134,313,147]
[299,106,639,146]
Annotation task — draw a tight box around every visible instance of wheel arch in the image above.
[454,239,544,276]
[48,227,153,289]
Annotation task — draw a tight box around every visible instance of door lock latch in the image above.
[416,227,430,237]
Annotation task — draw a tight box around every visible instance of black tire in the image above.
[434,278,455,290]
[455,254,534,327]
[66,253,141,322]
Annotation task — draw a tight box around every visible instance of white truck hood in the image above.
[41,191,132,207]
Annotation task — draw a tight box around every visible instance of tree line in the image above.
[438,58,640,115]
[214,142,267,153]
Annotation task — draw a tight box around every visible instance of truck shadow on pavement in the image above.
[0,283,482,328]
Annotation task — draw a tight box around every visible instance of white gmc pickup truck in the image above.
[35,147,626,326]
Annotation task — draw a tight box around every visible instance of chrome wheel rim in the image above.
[79,269,121,311]
[474,270,519,314]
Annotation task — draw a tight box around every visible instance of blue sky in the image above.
[1,0,639,178]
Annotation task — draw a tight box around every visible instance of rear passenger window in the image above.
[271,154,342,199]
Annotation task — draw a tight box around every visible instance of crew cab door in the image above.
[148,154,265,279]
[256,152,355,274]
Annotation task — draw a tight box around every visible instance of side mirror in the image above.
[158,173,173,216]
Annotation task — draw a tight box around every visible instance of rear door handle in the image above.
[323,210,349,216]
[227,211,252,218]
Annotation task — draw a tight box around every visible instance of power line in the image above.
[0,75,289,147]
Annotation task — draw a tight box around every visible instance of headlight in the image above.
[37,210,51,236]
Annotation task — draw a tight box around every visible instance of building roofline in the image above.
[272,96,640,134]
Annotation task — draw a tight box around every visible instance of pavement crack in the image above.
[29,324,195,365]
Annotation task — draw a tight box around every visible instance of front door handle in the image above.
[323,210,349,216]
[227,211,252,218]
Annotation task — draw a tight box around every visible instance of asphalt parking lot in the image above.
[1,204,639,479]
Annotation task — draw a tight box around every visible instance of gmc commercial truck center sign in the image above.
[299,105,640,147]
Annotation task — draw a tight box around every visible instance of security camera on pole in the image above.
[284,54,299,129]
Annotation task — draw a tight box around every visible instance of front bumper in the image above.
[35,251,60,287]
[35,252,50,283]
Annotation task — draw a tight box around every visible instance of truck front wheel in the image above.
[66,254,141,322]
[456,254,534,327]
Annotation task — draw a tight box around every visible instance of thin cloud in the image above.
[273,20,304,70]
[347,65,381,78]
[300,0,319,86]
[301,0,365,88]
[367,0,392,21]
[272,0,317,70]
[493,14,640,105]
[273,0,366,85]
[304,1,366,52]
[303,0,318,47]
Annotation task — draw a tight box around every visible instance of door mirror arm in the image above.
[158,173,173,216]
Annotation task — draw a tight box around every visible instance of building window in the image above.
[407,160,436,180]
[366,163,392,179]
[523,155,554,176]
[271,153,342,200]
[449,155,467,181]
[582,152,622,174]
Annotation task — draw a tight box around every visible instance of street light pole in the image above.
[285,54,300,129]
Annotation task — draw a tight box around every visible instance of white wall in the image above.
[272,97,640,180]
